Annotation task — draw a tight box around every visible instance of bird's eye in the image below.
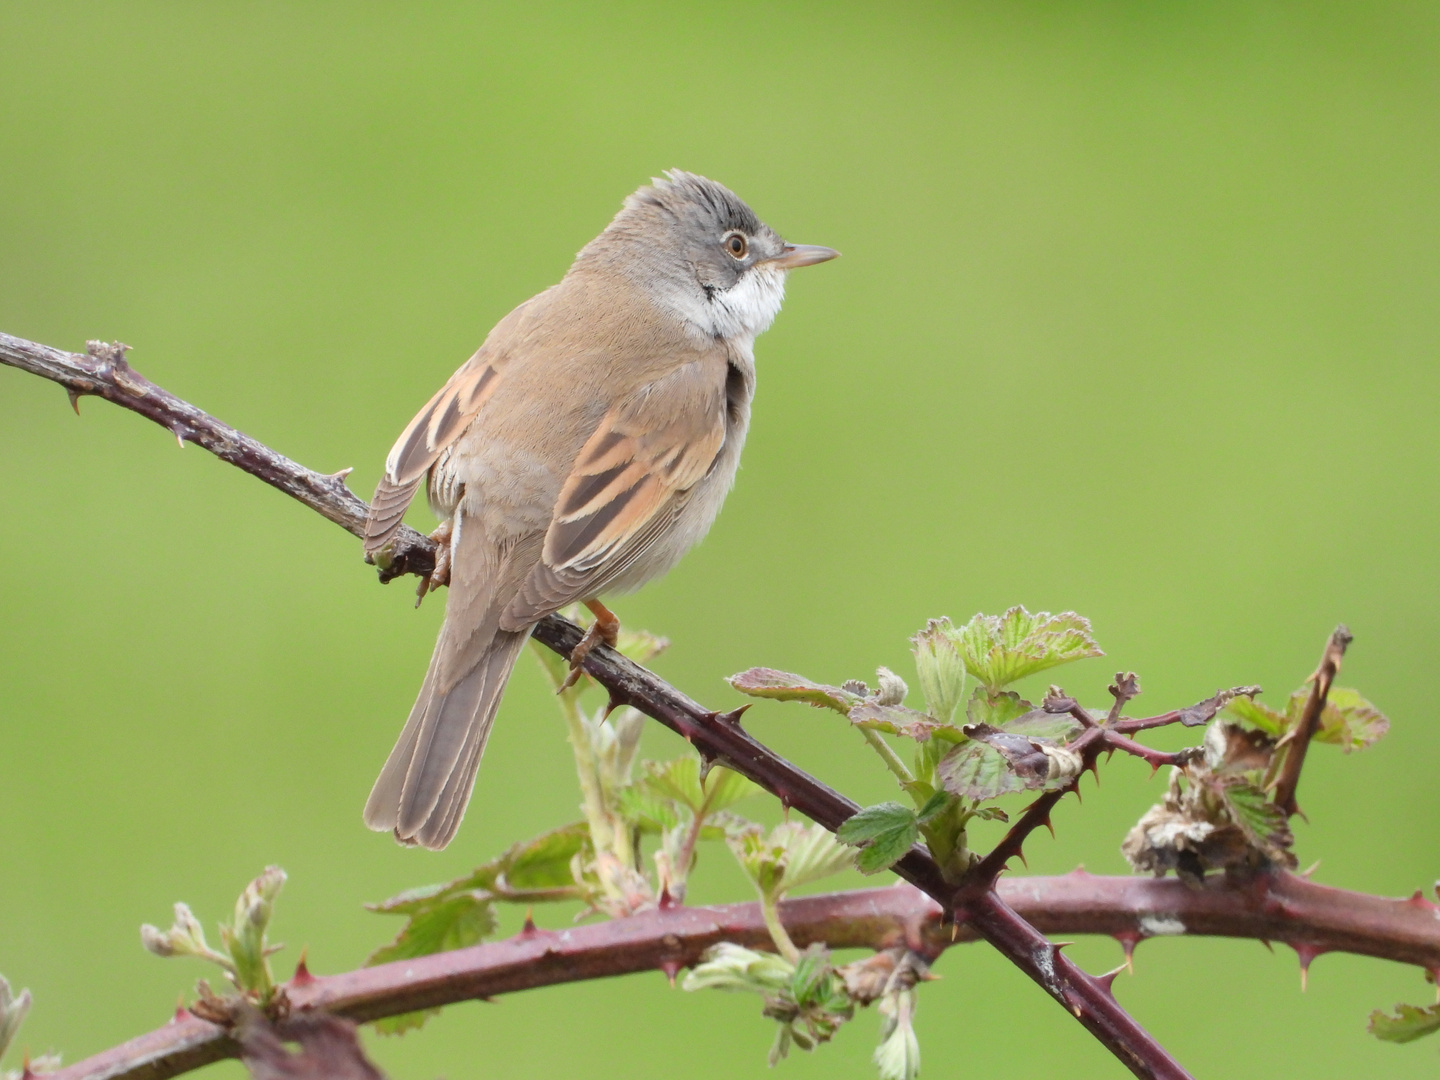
[725,233,748,259]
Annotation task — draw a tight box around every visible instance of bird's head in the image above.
[584,170,838,342]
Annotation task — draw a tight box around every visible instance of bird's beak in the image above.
[767,243,840,270]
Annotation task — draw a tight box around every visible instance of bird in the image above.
[361,170,838,850]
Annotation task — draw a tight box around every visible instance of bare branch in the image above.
[47,873,1440,1080]
[0,332,438,582]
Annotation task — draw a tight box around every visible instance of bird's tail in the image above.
[363,622,530,850]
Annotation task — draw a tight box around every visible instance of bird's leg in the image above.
[414,519,455,608]
[558,599,621,692]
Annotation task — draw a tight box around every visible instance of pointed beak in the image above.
[767,243,840,270]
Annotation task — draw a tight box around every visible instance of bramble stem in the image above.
[861,728,917,789]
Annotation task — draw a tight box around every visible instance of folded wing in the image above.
[501,357,728,626]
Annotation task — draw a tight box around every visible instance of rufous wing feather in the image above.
[501,359,727,625]
[362,352,504,557]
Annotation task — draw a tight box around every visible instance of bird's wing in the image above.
[501,357,728,626]
[362,308,527,555]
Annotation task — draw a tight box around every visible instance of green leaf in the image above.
[682,942,795,995]
[957,607,1103,691]
[1221,695,1287,736]
[1220,782,1290,850]
[503,822,590,890]
[373,1008,438,1036]
[727,668,865,714]
[791,944,833,1006]
[616,783,683,832]
[936,704,1080,801]
[910,617,967,724]
[1313,687,1389,751]
[966,689,1083,743]
[627,757,760,824]
[368,822,588,924]
[971,805,1010,822]
[729,822,855,899]
[965,689,1033,728]
[849,702,964,742]
[915,789,951,823]
[837,802,919,874]
[368,893,497,966]
[1370,1002,1440,1043]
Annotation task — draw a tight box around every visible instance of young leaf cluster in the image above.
[1124,671,1388,883]
[140,866,288,1008]
[730,607,1104,880]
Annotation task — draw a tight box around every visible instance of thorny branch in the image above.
[1274,626,1352,817]
[46,874,1440,1080]
[0,331,1382,1080]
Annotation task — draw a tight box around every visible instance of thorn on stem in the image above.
[521,910,538,938]
[66,388,82,414]
[659,959,683,987]
[1294,944,1327,991]
[1097,964,1127,996]
[291,948,315,987]
[1113,931,1140,973]
[1041,816,1055,840]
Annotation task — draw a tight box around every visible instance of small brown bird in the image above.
[362,171,838,849]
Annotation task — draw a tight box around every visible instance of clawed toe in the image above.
[556,599,620,692]
[415,520,455,608]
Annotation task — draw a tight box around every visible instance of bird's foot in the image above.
[414,520,455,608]
[558,599,620,692]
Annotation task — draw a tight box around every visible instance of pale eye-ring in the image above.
[724,232,748,259]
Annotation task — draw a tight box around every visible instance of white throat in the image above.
[674,264,788,344]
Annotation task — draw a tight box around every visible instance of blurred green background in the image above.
[3,1,1439,1076]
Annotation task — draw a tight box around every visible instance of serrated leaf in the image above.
[849,702,964,742]
[1220,782,1290,850]
[368,822,589,917]
[791,944,834,1006]
[910,617,967,724]
[957,607,1104,690]
[728,668,865,714]
[837,802,918,873]
[616,783,682,832]
[502,822,590,890]
[367,893,497,966]
[965,689,1033,728]
[730,822,856,899]
[937,691,1083,801]
[630,757,760,820]
[683,942,795,995]
[915,789,950,823]
[1369,1002,1440,1043]
[938,726,1075,801]
[373,1007,439,1036]
[937,740,1038,801]
[1221,695,1288,736]
[1313,687,1389,751]
[966,688,1083,742]
[837,802,916,845]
